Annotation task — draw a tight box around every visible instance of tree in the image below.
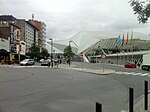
[129,0,150,24]
[28,44,40,59]
[63,46,75,60]
[40,47,49,58]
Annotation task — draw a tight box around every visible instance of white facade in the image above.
[41,22,46,48]
[53,31,150,62]
[16,20,38,53]
[53,31,150,54]
[25,22,34,51]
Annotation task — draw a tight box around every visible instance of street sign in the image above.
[80,52,83,57]
[101,54,106,59]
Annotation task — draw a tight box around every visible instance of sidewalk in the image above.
[121,94,150,112]
[132,94,150,112]
[58,63,115,75]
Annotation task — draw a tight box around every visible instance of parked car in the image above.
[39,59,44,63]
[41,59,51,66]
[124,62,136,68]
[20,59,35,66]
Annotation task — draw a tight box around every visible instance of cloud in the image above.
[1,0,150,40]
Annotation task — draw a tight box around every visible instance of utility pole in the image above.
[49,38,53,68]
[18,43,21,63]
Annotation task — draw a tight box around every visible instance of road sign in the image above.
[101,54,106,59]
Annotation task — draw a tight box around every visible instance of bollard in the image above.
[51,61,53,68]
[129,88,134,112]
[144,80,148,110]
[96,102,102,112]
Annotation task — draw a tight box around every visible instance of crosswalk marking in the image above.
[140,73,149,76]
[115,71,150,77]
[129,72,140,75]
[115,72,123,74]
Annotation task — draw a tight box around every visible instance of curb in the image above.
[58,65,115,75]
[71,68,115,75]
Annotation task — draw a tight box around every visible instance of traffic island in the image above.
[71,68,115,75]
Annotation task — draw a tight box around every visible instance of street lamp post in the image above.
[69,41,78,48]
[53,50,55,59]
[68,41,71,66]
[68,40,78,67]
[49,38,53,68]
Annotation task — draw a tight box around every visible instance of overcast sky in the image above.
[1,0,150,40]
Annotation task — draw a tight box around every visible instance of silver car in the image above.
[41,59,51,66]
[20,59,35,66]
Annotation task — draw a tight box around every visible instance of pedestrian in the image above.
[68,58,71,66]
[51,60,53,68]
[56,60,58,68]
[134,61,137,64]
[48,61,50,67]
[137,63,140,67]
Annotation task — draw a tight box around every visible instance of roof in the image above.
[17,19,39,30]
[53,31,150,54]
[10,23,21,29]
[26,21,39,30]
[0,15,17,21]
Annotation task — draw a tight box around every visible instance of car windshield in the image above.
[22,59,29,62]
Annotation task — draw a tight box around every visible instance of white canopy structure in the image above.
[52,31,150,62]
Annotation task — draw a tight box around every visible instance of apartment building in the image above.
[28,20,46,48]
[16,19,38,53]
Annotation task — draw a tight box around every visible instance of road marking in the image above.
[115,71,150,77]
[123,72,131,75]
[140,73,149,76]
[115,71,124,74]
[131,72,142,76]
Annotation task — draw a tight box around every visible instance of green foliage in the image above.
[28,44,49,59]
[63,46,75,59]
[40,47,49,58]
[28,44,40,58]
[129,0,150,23]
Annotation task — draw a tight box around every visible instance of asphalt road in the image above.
[0,66,126,112]
[75,62,150,110]
[0,63,150,112]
